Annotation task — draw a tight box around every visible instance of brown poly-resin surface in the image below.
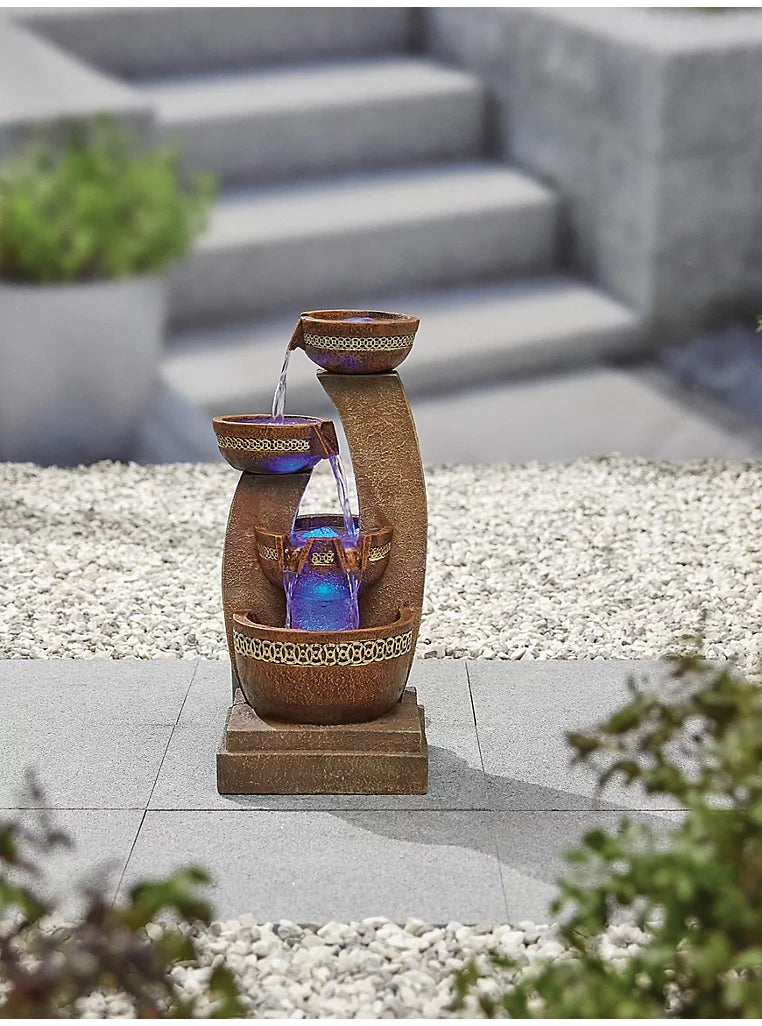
[291,309,419,375]
[319,371,427,653]
[217,688,427,794]
[233,606,415,724]
[222,473,310,690]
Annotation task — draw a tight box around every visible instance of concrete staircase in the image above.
[21,8,642,418]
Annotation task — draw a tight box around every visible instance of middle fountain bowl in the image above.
[212,414,338,474]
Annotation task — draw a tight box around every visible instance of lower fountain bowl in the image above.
[212,414,337,474]
[232,606,415,724]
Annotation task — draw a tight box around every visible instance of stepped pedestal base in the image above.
[217,688,428,794]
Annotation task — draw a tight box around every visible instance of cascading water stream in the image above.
[270,343,359,630]
[271,347,291,424]
[328,451,357,542]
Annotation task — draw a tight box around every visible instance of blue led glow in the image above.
[285,520,360,631]
[288,568,358,631]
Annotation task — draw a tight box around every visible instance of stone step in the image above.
[162,276,642,417]
[142,58,485,185]
[168,162,558,330]
[16,8,414,79]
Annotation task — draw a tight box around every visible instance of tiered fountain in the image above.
[213,309,428,794]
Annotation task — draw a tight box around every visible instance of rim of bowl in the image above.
[301,309,418,332]
[214,414,322,427]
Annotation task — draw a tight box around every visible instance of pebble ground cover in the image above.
[1,457,760,667]
[61,917,646,1019]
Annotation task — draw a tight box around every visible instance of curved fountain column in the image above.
[222,472,311,690]
[319,370,427,658]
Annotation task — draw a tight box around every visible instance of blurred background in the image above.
[2,6,762,467]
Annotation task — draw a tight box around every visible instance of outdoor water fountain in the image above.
[213,309,428,794]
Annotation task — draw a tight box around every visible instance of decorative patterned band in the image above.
[368,542,392,562]
[258,544,278,561]
[216,435,310,453]
[234,630,413,667]
[310,551,336,565]
[303,333,415,353]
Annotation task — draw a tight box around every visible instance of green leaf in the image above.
[0,116,215,283]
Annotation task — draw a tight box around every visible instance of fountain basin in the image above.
[212,414,338,474]
[293,309,419,374]
[232,605,415,724]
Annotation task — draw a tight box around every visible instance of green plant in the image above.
[0,117,214,283]
[0,776,243,1018]
[452,652,762,1018]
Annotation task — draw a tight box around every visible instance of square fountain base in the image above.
[217,688,428,795]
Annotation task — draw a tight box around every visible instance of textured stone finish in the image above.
[425,7,762,336]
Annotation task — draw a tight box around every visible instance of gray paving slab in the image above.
[0,808,143,917]
[493,810,680,924]
[3,726,178,810]
[121,809,506,923]
[467,660,683,812]
[0,658,194,726]
[150,659,487,811]
[0,659,195,808]
[0,657,697,923]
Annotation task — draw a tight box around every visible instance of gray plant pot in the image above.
[0,275,166,465]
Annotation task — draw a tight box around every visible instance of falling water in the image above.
[271,346,291,424]
[283,568,297,629]
[269,335,360,629]
[346,568,360,629]
[327,452,360,629]
[328,452,357,541]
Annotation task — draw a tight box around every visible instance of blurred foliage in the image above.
[0,117,214,283]
[0,776,243,1018]
[452,651,762,1017]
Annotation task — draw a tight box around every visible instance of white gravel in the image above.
[70,916,647,1019]
[1,457,761,667]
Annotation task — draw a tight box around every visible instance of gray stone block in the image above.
[467,660,684,812]
[0,660,194,808]
[150,659,488,811]
[658,37,762,157]
[121,809,506,922]
[16,9,414,79]
[145,58,484,186]
[405,365,762,463]
[169,163,557,328]
[0,808,143,917]
[2,725,176,810]
[494,810,679,923]
[425,7,762,334]
[0,659,194,727]
[0,19,151,158]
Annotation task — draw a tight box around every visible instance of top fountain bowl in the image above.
[212,414,338,474]
[295,310,419,374]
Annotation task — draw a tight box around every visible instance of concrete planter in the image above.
[0,275,166,464]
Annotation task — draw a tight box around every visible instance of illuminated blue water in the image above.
[285,526,359,631]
